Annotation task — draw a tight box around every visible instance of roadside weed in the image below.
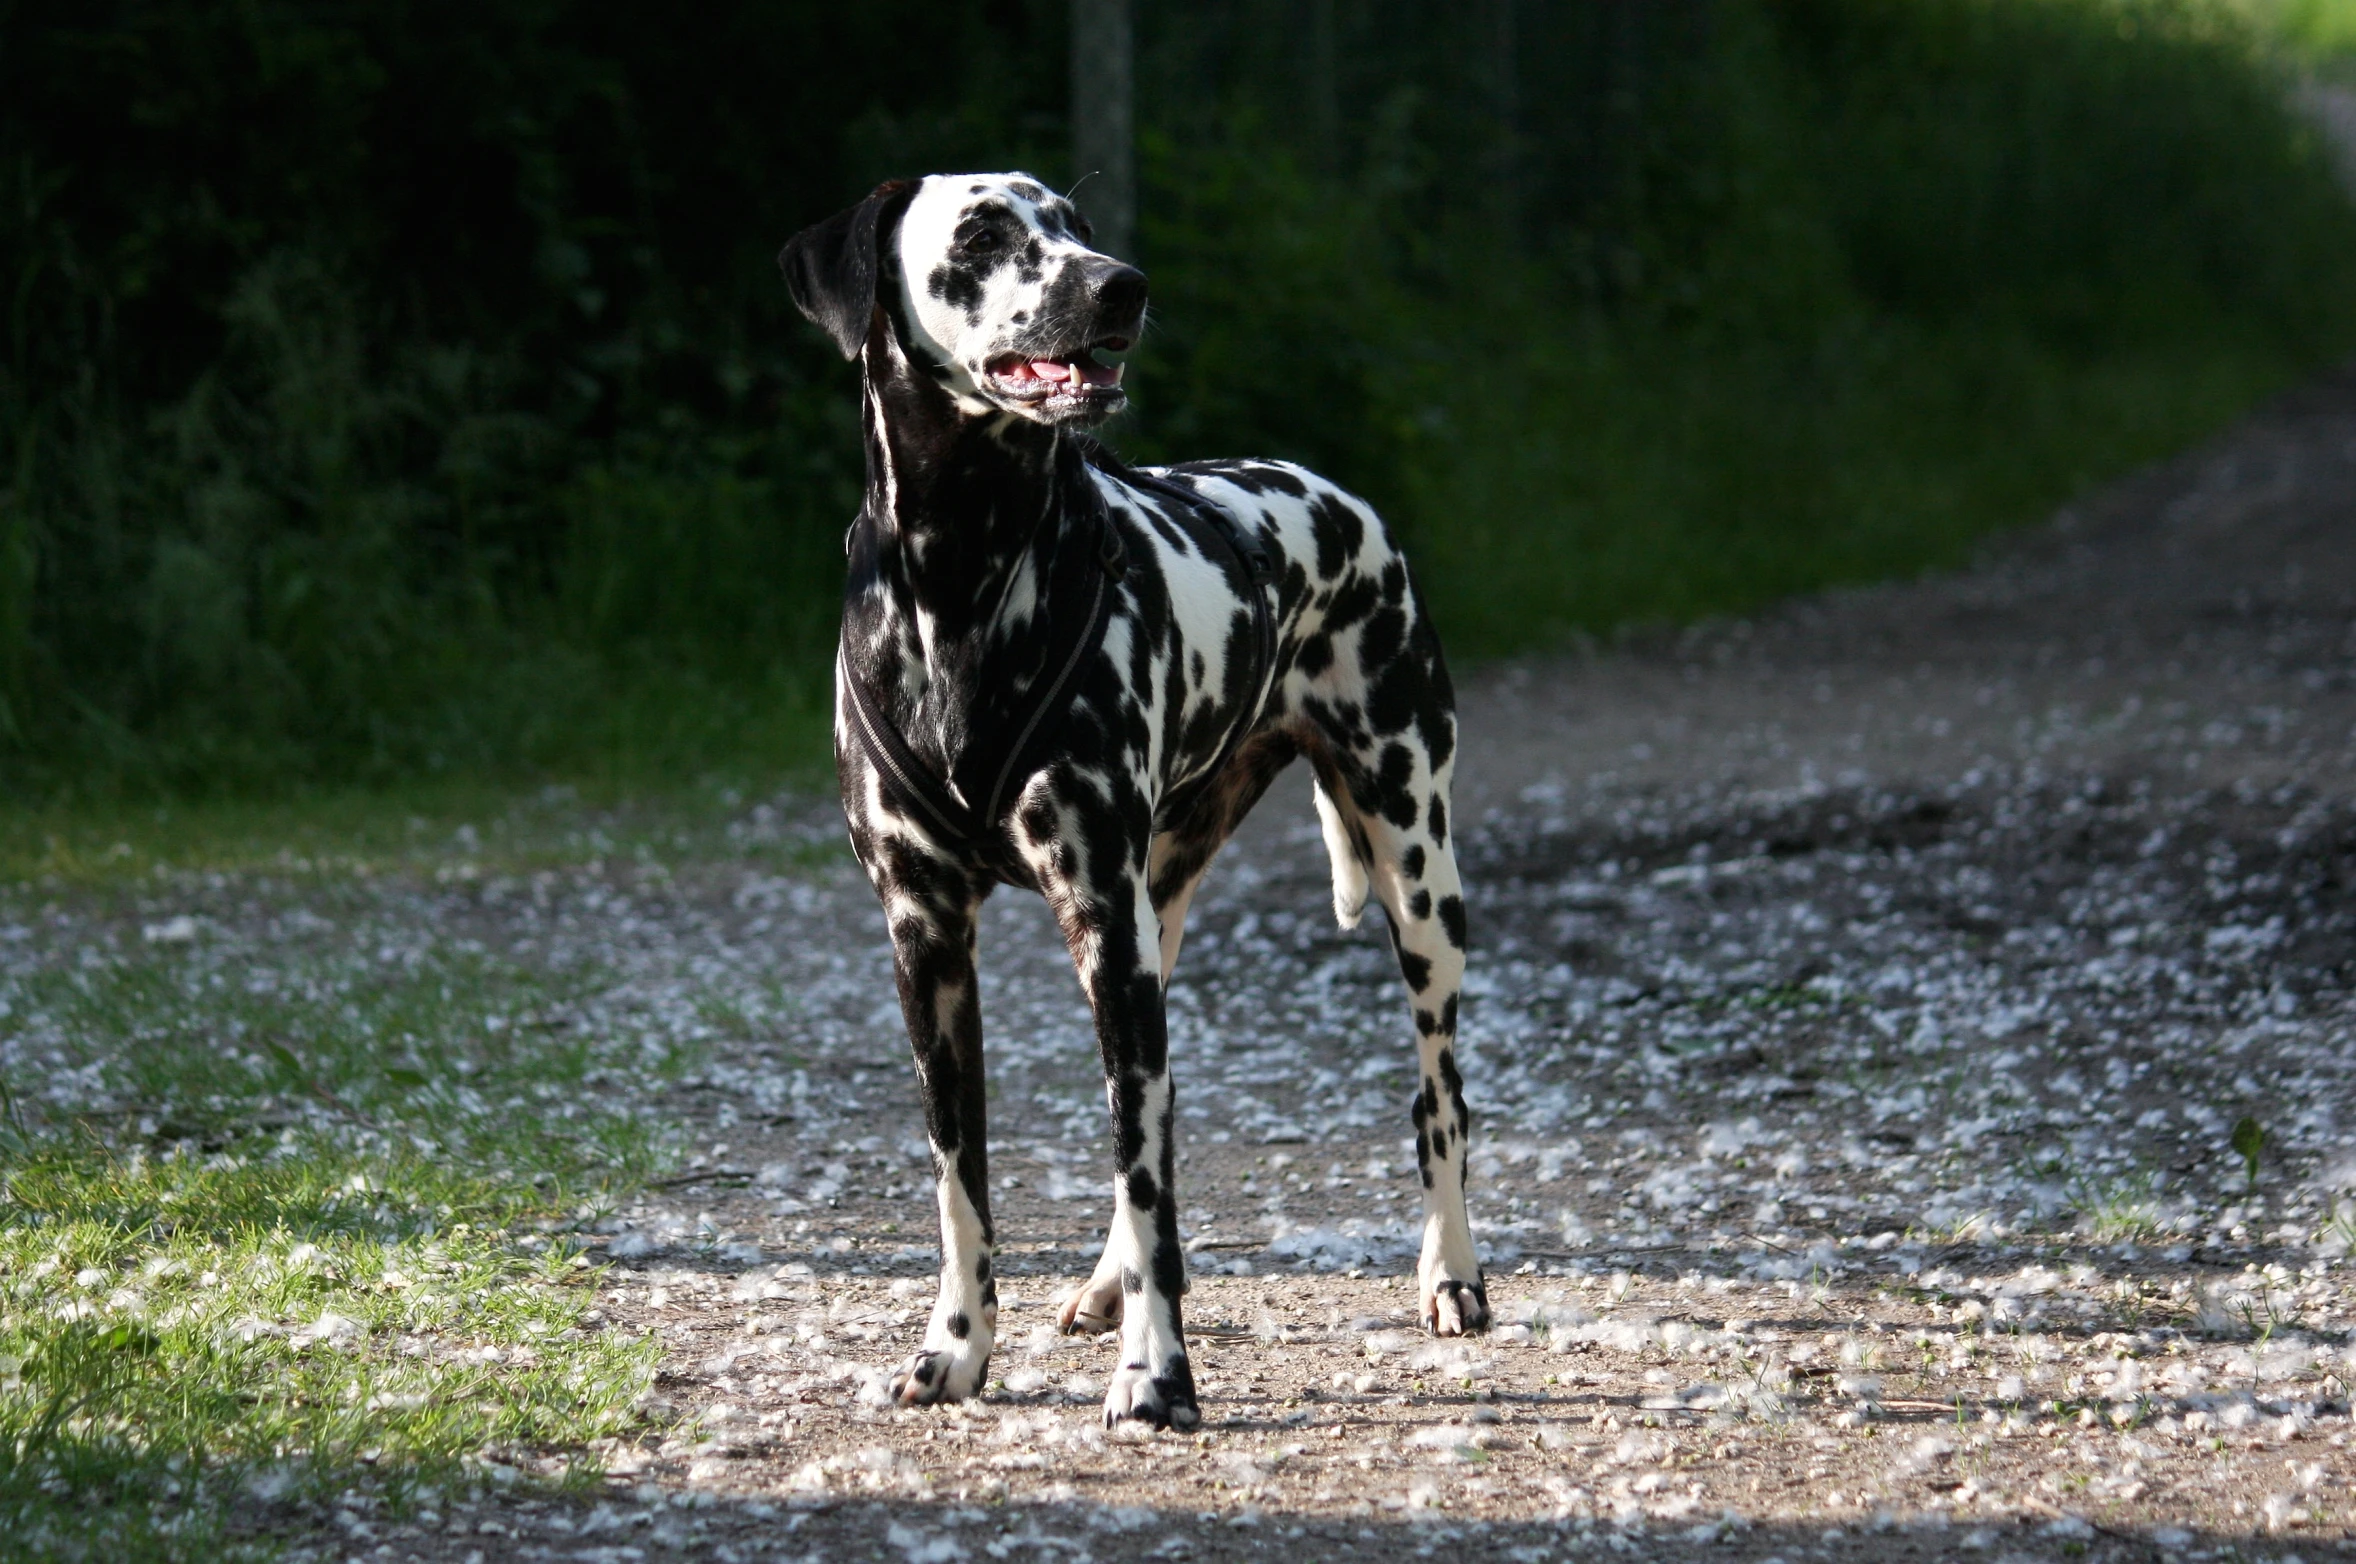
[2067,1169,2177,1245]
[2320,1198,2356,1258]
[2238,1294,2282,1394]
[2232,1115,2268,1191]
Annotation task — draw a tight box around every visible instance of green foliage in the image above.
[2238,0,2356,58]
[2,0,2352,795]
[1130,1,2356,654]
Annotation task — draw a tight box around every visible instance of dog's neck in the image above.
[845,326,1081,761]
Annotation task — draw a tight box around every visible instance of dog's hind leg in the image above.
[1384,803,1486,1335]
[1309,729,1485,1335]
[873,875,1000,1407]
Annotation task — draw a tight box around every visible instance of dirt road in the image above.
[7,371,2356,1562]
[399,371,2356,1558]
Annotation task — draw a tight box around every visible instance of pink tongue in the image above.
[1014,357,1121,389]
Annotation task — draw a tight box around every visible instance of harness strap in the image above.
[840,447,1274,850]
[839,640,984,844]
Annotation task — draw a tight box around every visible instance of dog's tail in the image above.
[1308,761,1372,931]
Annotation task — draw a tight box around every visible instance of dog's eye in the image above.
[1073,216,1095,244]
[962,230,999,253]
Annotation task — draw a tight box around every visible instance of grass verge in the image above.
[0,772,842,887]
[0,943,687,1560]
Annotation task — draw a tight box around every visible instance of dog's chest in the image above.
[1097,487,1279,768]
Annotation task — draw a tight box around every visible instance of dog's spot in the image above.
[928,262,985,319]
[1438,893,1466,949]
[1309,496,1359,578]
[1324,576,1378,634]
[1401,843,1426,880]
[1375,744,1419,829]
[1439,1048,1471,1135]
[948,1311,970,1339]
[1365,640,1432,739]
[1408,888,1432,920]
[1359,606,1408,687]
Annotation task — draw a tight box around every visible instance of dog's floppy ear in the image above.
[778,179,920,360]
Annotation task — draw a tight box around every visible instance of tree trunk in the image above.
[1490,0,1520,244]
[1309,0,1340,175]
[1070,0,1136,261]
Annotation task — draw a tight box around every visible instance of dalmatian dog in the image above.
[778,173,1482,1432]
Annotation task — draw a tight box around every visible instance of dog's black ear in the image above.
[778,179,920,360]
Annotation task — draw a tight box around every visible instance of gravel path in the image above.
[7,370,2356,1560]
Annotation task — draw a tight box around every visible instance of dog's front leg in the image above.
[878,883,998,1407]
[1041,860,1199,1430]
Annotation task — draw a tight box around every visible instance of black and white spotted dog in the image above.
[779,173,1482,1431]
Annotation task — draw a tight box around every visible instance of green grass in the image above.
[2064,1169,2190,1244]
[0,773,843,887]
[0,944,689,1560]
[1403,317,2311,657]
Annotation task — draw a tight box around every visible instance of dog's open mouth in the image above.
[987,338,1129,404]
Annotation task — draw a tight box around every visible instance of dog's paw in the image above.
[1057,1270,1124,1336]
[889,1341,989,1407]
[1422,1274,1491,1337]
[1102,1359,1200,1431]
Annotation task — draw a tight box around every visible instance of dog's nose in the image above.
[1094,265,1147,318]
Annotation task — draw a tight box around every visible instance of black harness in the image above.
[839,444,1278,858]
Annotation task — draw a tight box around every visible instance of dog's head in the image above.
[780,173,1144,427]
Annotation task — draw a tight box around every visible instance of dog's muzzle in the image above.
[986,263,1146,420]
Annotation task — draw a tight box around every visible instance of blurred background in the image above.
[4,0,2355,800]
